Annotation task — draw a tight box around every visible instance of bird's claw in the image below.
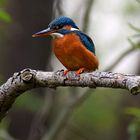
[63,69,70,76]
[63,68,85,77]
[75,68,85,76]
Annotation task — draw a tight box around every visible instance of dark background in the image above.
[0,0,140,140]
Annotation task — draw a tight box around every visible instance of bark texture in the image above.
[0,68,140,122]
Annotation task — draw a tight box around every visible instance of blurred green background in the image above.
[0,0,140,140]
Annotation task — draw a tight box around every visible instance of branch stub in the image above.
[20,69,33,82]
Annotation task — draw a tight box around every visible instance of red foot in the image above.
[63,69,70,75]
[75,68,85,76]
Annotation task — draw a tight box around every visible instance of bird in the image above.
[32,16,99,75]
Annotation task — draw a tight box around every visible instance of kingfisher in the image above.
[32,16,99,75]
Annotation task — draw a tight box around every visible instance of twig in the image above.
[42,88,92,140]
[128,23,140,32]
[105,40,140,71]
[0,68,140,122]
[82,0,95,33]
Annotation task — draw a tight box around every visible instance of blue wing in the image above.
[75,31,96,55]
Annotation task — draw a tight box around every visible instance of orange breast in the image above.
[52,33,99,71]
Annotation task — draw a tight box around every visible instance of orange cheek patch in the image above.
[63,26,71,30]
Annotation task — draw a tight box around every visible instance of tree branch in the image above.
[0,68,140,122]
[105,40,140,71]
[82,0,95,33]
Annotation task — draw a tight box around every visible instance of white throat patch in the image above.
[70,27,79,31]
[51,33,64,38]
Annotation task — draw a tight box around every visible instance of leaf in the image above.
[125,107,140,118]
[128,23,140,33]
[127,38,140,49]
[131,33,140,38]
[0,10,11,23]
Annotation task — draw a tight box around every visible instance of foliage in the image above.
[125,107,140,140]
[0,0,11,23]
[0,10,11,23]
[129,23,140,39]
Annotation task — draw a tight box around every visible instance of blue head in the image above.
[49,16,79,30]
[32,16,79,37]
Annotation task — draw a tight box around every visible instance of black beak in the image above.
[32,27,53,37]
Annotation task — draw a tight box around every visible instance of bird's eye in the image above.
[54,26,59,30]
[59,25,63,28]
[53,25,63,30]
